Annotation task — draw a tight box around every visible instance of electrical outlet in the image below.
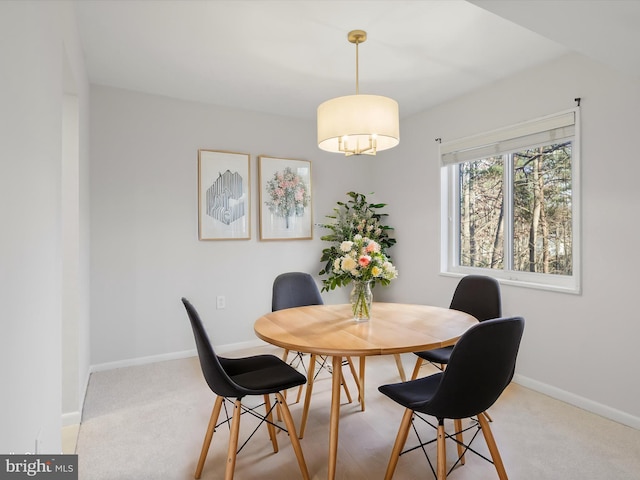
[216,296,226,309]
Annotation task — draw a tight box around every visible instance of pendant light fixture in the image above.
[317,30,399,156]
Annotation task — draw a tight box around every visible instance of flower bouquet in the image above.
[332,235,398,320]
[318,192,397,320]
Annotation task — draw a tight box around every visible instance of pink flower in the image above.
[365,241,380,253]
[358,255,371,267]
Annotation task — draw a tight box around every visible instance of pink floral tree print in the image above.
[264,167,310,228]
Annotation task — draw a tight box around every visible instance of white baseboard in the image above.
[89,338,268,373]
[215,338,269,355]
[62,411,81,427]
[90,348,198,373]
[61,369,92,427]
[513,373,640,430]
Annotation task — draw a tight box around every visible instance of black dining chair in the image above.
[379,316,524,480]
[272,271,325,394]
[411,275,502,379]
[181,297,310,480]
[272,272,359,437]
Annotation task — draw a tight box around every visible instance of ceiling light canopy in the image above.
[317,30,399,156]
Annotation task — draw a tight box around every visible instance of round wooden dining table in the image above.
[254,302,478,480]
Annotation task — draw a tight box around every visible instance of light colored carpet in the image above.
[76,346,640,479]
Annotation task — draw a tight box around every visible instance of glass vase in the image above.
[350,280,373,322]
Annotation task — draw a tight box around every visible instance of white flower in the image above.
[333,258,341,272]
[341,256,357,272]
[383,261,398,280]
[340,241,353,252]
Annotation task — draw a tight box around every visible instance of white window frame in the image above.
[440,108,581,294]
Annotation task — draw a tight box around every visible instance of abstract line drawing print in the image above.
[206,170,245,225]
[198,149,250,240]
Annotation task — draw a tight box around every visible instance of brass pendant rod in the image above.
[355,40,359,95]
[348,30,366,95]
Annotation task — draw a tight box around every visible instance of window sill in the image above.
[440,268,581,295]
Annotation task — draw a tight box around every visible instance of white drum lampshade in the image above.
[317,30,400,156]
[317,94,399,156]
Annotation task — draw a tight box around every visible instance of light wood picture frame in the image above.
[198,149,251,240]
[258,156,312,240]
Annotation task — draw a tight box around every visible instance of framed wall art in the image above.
[198,150,251,240]
[258,156,312,240]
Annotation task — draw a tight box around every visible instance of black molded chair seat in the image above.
[220,355,307,393]
[412,275,502,379]
[414,345,452,365]
[380,316,524,480]
[379,373,443,411]
[182,297,310,480]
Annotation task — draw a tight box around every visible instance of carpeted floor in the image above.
[75,346,640,479]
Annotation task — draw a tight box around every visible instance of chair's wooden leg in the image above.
[281,350,290,401]
[436,421,447,480]
[483,410,493,422]
[298,353,317,439]
[393,354,407,382]
[264,394,279,453]
[276,392,311,480]
[224,399,242,480]
[195,396,223,479]
[340,369,353,403]
[293,352,305,405]
[277,349,291,421]
[410,358,423,380]
[281,348,290,363]
[478,412,508,480]
[384,408,413,480]
[454,418,465,465]
[346,356,362,409]
[295,383,304,404]
[358,356,367,412]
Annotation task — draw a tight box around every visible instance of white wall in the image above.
[0,1,90,452]
[91,54,639,428]
[89,86,380,365]
[375,53,640,426]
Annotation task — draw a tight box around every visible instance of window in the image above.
[440,109,580,293]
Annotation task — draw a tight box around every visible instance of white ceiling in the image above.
[73,0,640,121]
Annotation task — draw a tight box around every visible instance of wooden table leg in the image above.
[328,355,342,480]
[358,356,366,411]
[298,353,317,439]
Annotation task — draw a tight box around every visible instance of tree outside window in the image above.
[441,109,580,293]
[458,143,572,276]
